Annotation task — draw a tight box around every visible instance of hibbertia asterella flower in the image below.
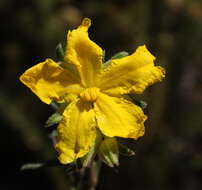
[20,18,165,164]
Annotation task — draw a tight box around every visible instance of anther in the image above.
[80,88,100,102]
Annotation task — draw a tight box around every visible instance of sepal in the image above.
[98,137,119,167]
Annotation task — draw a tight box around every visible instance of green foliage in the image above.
[98,137,119,167]
[20,160,62,170]
[119,143,135,156]
[56,43,64,61]
[103,51,129,68]
[109,51,129,60]
[45,113,62,128]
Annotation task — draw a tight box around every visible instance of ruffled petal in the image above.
[55,99,97,164]
[94,93,147,139]
[20,59,84,104]
[64,18,103,87]
[96,45,165,96]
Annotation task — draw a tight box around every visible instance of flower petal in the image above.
[96,45,165,96]
[94,93,147,139]
[64,18,103,87]
[20,59,83,104]
[55,99,97,164]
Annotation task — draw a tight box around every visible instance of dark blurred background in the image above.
[1,0,202,189]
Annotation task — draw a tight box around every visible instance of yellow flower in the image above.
[20,18,165,164]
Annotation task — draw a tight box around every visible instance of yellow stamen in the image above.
[80,87,100,102]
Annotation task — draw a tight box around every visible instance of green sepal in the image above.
[45,112,62,128]
[98,137,119,167]
[81,130,103,167]
[119,143,135,156]
[56,42,64,61]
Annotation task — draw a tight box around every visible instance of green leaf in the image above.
[48,129,58,145]
[119,143,135,156]
[20,163,44,170]
[127,95,148,109]
[50,101,60,111]
[98,137,119,167]
[56,42,64,61]
[20,160,62,171]
[136,100,147,109]
[103,51,129,68]
[110,51,129,60]
[45,112,62,127]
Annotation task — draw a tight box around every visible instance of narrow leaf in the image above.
[56,43,64,61]
[45,113,62,127]
[50,101,60,111]
[103,51,129,68]
[119,143,135,156]
[127,95,148,109]
[20,163,44,170]
[110,51,129,60]
[136,100,147,109]
[20,160,62,171]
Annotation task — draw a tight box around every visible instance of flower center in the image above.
[80,87,100,102]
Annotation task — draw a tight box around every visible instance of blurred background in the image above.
[1,0,202,189]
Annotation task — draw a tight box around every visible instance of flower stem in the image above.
[75,160,102,190]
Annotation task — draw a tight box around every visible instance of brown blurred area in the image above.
[0,0,202,190]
